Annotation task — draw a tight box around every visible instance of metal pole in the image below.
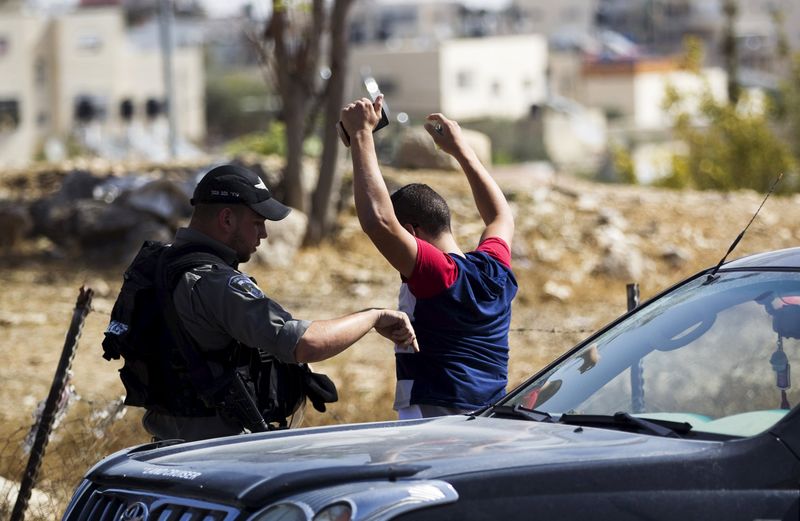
[11,287,93,521]
[627,283,645,414]
[158,0,178,158]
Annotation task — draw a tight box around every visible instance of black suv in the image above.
[62,248,800,520]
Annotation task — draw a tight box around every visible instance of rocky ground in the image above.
[2,160,800,518]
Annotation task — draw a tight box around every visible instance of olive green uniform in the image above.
[143,227,310,441]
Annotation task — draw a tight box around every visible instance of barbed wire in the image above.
[509,327,596,334]
[90,306,596,336]
[1,398,145,521]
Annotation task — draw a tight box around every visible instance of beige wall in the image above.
[578,73,636,126]
[54,7,124,132]
[0,6,205,168]
[121,46,205,140]
[579,61,727,131]
[0,12,49,166]
[349,44,442,122]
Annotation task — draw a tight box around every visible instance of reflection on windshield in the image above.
[505,271,800,437]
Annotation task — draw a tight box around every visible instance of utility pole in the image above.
[158,0,178,158]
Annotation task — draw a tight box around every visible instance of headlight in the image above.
[248,480,456,521]
[313,502,353,521]
[250,502,310,521]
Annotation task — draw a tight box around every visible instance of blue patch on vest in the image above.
[228,274,265,299]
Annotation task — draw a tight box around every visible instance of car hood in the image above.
[90,415,718,504]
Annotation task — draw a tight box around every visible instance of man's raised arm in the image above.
[340,96,418,278]
[424,114,514,247]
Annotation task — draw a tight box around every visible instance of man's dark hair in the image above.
[390,183,451,237]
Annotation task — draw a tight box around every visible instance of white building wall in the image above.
[348,44,442,121]
[439,35,548,120]
[633,67,727,130]
[349,35,547,122]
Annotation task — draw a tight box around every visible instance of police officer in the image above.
[142,164,417,441]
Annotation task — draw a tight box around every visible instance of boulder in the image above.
[0,201,32,251]
[117,177,193,225]
[393,126,491,170]
[0,475,54,518]
[242,208,308,269]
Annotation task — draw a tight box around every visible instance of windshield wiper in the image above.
[558,412,692,438]
[491,404,554,423]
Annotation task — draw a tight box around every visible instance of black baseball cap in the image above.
[191,164,290,221]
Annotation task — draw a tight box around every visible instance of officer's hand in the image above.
[374,309,419,352]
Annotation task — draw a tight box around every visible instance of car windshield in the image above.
[500,269,800,438]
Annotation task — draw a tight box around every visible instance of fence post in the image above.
[627,283,645,414]
[11,286,93,521]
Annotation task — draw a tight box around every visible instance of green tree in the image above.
[205,72,276,143]
[661,87,795,192]
[659,36,796,193]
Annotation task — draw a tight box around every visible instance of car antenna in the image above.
[704,172,784,284]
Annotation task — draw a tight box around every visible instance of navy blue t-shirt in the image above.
[395,237,517,410]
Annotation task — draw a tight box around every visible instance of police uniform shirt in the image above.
[170,227,309,365]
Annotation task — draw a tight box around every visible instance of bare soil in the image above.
[2,164,800,431]
[4,163,800,519]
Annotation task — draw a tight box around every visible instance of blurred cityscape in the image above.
[0,0,798,183]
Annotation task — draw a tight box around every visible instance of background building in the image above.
[349,34,548,122]
[0,2,205,168]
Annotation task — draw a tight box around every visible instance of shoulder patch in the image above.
[228,274,265,299]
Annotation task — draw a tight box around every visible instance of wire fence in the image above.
[0,397,147,521]
[1,284,613,521]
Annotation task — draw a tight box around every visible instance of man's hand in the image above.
[340,95,384,138]
[423,113,468,158]
[374,309,419,352]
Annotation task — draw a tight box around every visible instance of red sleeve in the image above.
[406,237,458,299]
[476,236,512,267]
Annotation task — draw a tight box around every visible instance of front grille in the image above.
[64,487,240,521]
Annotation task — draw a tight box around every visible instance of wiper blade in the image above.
[559,412,692,438]
[491,404,554,423]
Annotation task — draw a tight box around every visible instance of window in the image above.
[457,70,474,89]
[145,98,163,118]
[35,57,47,85]
[522,78,535,91]
[119,99,134,121]
[77,34,103,51]
[0,100,20,132]
[491,80,502,96]
[74,95,108,123]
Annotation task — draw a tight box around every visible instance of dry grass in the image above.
[5,166,800,518]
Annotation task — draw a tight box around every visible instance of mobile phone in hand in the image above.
[336,108,388,147]
[337,76,390,147]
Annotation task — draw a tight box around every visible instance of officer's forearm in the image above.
[293,309,380,363]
